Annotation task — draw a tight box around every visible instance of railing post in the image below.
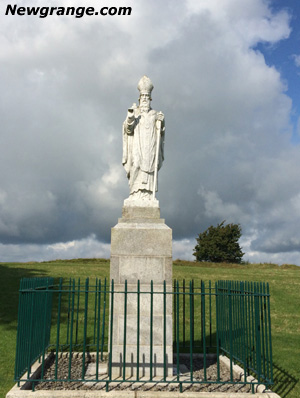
[240,281,247,382]
[75,278,81,345]
[209,280,212,348]
[250,282,255,371]
[93,278,98,345]
[96,279,102,380]
[123,280,128,380]
[54,278,62,379]
[41,278,52,379]
[101,278,107,361]
[150,280,153,380]
[176,280,180,382]
[267,283,273,384]
[260,282,266,380]
[82,278,89,380]
[66,277,71,346]
[14,280,23,383]
[108,279,114,384]
[192,279,195,350]
[202,281,207,381]
[183,279,186,348]
[244,281,250,376]
[263,283,269,383]
[189,280,193,381]
[254,283,262,383]
[68,279,75,381]
[215,281,220,381]
[163,280,167,381]
[26,284,35,380]
[173,279,177,346]
[228,281,233,381]
[136,280,140,381]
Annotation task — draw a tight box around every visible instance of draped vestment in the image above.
[122,108,165,196]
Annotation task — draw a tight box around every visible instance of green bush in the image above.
[193,220,244,263]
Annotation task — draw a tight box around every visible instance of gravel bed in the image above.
[35,354,252,393]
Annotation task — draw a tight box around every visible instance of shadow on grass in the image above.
[0,263,48,330]
[272,362,298,398]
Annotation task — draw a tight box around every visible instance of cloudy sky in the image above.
[1,0,300,264]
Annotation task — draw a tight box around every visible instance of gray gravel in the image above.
[34,354,252,393]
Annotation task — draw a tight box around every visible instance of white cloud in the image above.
[173,239,195,261]
[198,188,247,224]
[292,54,300,67]
[0,235,110,263]
[185,0,291,46]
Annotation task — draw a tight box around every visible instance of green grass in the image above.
[1,259,299,398]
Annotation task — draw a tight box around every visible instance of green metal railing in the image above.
[216,280,273,387]
[15,277,54,381]
[14,277,273,393]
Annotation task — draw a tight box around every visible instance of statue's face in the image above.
[139,93,151,108]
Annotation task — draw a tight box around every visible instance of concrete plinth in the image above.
[110,205,173,377]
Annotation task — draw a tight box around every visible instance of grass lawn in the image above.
[0,259,299,398]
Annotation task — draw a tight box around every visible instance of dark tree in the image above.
[193,221,244,263]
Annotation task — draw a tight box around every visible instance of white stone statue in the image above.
[122,76,165,206]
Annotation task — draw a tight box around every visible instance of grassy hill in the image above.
[0,259,299,397]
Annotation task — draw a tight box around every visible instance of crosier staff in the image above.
[152,112,163,200]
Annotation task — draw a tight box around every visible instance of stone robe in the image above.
[122,107,165,197]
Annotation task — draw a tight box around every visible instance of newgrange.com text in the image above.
[5,4,132,18]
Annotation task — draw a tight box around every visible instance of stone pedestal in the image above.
[110,204,173,378]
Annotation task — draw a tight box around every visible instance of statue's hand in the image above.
[156,112,164,122]
[127,103,137,118]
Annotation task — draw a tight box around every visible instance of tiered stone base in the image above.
[110,205,173,377]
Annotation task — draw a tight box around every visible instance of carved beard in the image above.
[140,103,150,113]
